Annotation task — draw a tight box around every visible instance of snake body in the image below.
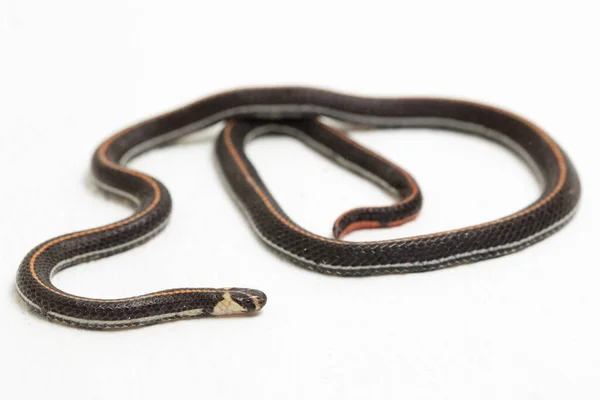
[16,88,580,329]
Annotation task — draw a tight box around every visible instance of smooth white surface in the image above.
[1,1,598,399]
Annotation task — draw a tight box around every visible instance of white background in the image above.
[1,1,599,399]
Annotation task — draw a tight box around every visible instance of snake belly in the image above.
[15,87,580,329]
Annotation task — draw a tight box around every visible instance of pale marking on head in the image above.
[212,292,247,315]
[251,296,262,311]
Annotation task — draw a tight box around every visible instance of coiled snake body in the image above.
[16,88,580,329]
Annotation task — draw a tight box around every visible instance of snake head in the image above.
[211,288,267,315]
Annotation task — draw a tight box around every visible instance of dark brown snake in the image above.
[15,87,581,329]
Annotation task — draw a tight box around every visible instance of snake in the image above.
[15,87,581,329]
